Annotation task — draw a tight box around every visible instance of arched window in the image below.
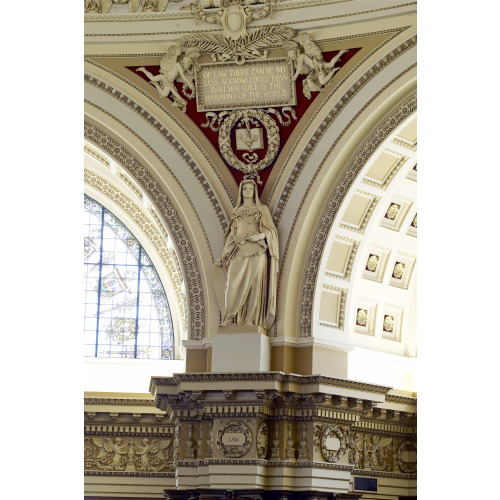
[84,195,174,359]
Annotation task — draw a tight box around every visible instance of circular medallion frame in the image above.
[320,425,346,463]
[216,420,253,458]
[397,440,417,473]
[218,109,280,175]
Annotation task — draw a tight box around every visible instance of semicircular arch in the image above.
[83,115,217,340]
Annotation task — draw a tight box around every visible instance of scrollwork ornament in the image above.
[320,425,346,463]
[216,420,253,458]
[218,108,280,177]
[256,421,269,459]
[313,424,323,452]
[397,440,417,473]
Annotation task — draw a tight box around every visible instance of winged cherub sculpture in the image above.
[137,44,200,112]
[135,438,171,469]
[85,0,140,13]
[287,33,349,99]
[92,437,128,470]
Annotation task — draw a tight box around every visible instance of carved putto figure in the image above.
[92,437,128,469]
[85,0,140,13]
[213,179,278,331]
[288,33,349,99]
[142,0,170,12]
[135,438,170,469]
[137,44,200,112]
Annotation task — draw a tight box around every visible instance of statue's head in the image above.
[241,180,255,200]
[299,32,310,44]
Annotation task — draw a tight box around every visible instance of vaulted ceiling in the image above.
[84,0,417,390]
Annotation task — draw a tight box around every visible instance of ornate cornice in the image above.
[353,468,416,480]
[151,372,392,394]
[84,121,206,340]
[298,93,417,338]
[84,72,229,232]
[177,458,355,470]
[386,394,417,405]
[85,470,174,477]
[84,397,156,406]
[84,1,416,24]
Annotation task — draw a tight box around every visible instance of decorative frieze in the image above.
[84,436,173,473]
[147,372,416,482]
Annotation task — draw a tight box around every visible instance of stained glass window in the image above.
[84,195,174,359]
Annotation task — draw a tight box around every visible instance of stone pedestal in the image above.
[211,328,270,372]
[150,372,417,496]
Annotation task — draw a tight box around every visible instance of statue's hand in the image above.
[247,233,265,243]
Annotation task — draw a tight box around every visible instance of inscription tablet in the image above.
[195,58,296,112]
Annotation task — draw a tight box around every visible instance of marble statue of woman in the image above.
[213,179,279,331]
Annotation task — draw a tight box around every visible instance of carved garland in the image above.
[397,440,417,473]
[216,421,253,458]
[320,425,347,463]
[298,94,417,337]
[218,109,280,175]
[84,121,206,340]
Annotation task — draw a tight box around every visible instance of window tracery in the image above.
[84,195,174,359]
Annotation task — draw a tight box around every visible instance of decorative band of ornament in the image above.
[385,394,417,405]
[84,121,207,340]
[151,372,392,393]
[352,468,416,480]
[84,73,229,232]
[84,398,156,406]
[298,94,417,338]
[85,470,174,477]
[174,459,354,470]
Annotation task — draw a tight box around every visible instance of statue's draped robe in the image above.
[217,183,278,330]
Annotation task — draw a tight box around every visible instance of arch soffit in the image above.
[83,65,230,257]
[83,118,213,341]
[264,28,417,211]
[83,158,186,356]
[84,59,238,212]
[272,39,416,337]
[295,94,417,340]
